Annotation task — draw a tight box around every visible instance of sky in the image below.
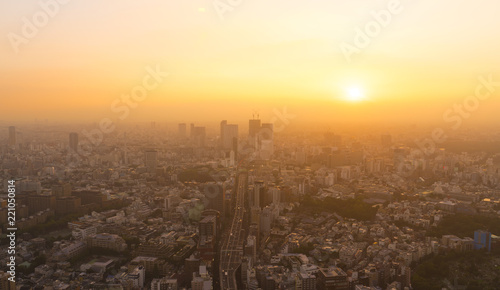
[1,0,500,125]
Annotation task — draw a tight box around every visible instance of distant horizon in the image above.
[2,0,500,124]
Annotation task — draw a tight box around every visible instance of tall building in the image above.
[260,123,274,141]
[8,126,16,147]
[252,181,265,208]
[144,150,158,173]
[249,119,261,137]
[247,119,274,159]
[220,120,239,151]
[69,132,78,152]
[178,123,187,138]
[191,126,206,147]
[220,120,227,147]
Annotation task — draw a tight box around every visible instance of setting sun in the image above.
[345,86,366,102]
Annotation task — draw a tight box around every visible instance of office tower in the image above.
[8,126,16,146]
[220,120,227,147]
[260,123,273,140]
[245,235,257,262]
[260,206,272,234]
[252,181,265,208]
[220,120,239,151]
[69,132,78,152]
[144,150,158,173]
[260,123,274,159]
[191,126,206,147]
[249,119,261,138]
[178,123,187,138]
[317,268,349,290]
[270,187,280,205]
[190,123,195,137]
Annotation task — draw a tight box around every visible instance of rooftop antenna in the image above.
[253,109,260,120]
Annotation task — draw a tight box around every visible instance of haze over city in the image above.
[2,0,500,124]
[2,1,500,290]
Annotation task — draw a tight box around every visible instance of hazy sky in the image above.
[1,0,500,124]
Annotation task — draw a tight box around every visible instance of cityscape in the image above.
[2,1,500,290]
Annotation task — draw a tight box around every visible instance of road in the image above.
[220,172,247,290]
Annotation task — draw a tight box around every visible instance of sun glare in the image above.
[345,86,366,102]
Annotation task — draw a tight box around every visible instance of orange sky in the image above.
[1,0,500,124]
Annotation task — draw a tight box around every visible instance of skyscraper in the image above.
[220,120,239,151]
[260,123,274,141]
[8,126,16,147]
[178,123,187,138]
[69,132,79,152]
[249,119,261,137]
[144,150,158,173]
[260,123,274,159]
[191,126,206,147]
[220,120,227,147]
[248,118,262,153]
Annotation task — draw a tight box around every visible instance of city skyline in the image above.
[3,1,500,289]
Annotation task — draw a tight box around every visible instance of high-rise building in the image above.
[144,150,158,173]
[249,119,261,137]
[178,123,187,138]
[260,123,274,141]
[220,120,227,147]
[220,120,239,151]
[191,126,206,147]
[252,181,265,208]
[8,126,16,147]
[69,132,78,152]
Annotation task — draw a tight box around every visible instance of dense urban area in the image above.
[1,121,500,290]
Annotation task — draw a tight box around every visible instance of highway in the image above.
[220,172,247,290]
